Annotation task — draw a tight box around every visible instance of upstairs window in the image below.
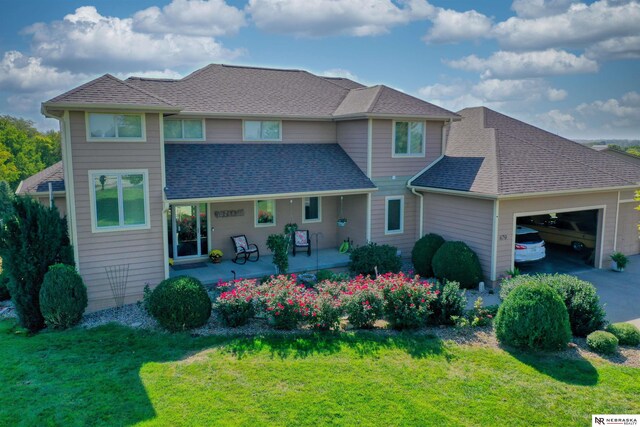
[87,113,145,141]
[243,120,281,141]
[164,119,204,141]
[303,197,321,223]
[393,121,424,156]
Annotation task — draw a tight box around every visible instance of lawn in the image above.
[1,320,638,426]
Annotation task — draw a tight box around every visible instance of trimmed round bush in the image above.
[39,264,88,330]
[411,234,445,278]
[606,323,640,346]
[429,280,467,326]
[149,276,212,332]
[431,241,483,289]
[349,242,402,276]
[500,274,605,337]
[495,282,571,350]
[586,330,619,355]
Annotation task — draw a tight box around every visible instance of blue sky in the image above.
[1,0,638,139]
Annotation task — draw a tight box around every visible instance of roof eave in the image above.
[173,111,335,121]
[166,187,378,204]
[496,184,640,200]
[407,185,498,200]
[42,102,182,114]
[333,113,461,121]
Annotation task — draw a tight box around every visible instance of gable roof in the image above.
[410,107,640,196]
[16,161,65,195]
[164,143,376,200]
[44,74,177,109]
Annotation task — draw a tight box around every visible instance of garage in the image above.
[515,208,600,275]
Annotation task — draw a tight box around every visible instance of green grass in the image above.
[0,320,638,426]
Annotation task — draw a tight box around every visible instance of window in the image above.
[89,170,149,232]
[303,197,321,223]
[255,199,276,227]
[393,121,424,156]
[164,119,204,140]
[385,196,404,234]
[243,120,281,141]
[87,113,145,141]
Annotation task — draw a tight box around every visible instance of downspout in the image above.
[411,187,424,238]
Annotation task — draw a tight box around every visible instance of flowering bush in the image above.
[429,280,466,326]
[310,291,343,331]
[259,275,313,329]
[215,279,256,327]
[341,275,384,329]
[379,273,437,329]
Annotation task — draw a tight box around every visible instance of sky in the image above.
[0,0,638,140]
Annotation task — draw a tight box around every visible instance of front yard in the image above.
[1,320,638,426]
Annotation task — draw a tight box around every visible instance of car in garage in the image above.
[528,219,596,252]
[514,226,546,263]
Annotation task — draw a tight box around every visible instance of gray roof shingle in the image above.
[16,161,65,194]
[164,143,376,200]
[411,107,640,196]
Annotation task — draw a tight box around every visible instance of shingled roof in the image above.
[410,107,640,196]
[164,144,376,200]
[16,161,65,195]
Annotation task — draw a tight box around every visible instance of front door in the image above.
[169,204,208,259]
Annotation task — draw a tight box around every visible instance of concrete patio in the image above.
[169,248,350,285]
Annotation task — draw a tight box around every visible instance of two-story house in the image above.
[27,63,640,312]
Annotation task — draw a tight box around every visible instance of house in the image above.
[29,64,639,312]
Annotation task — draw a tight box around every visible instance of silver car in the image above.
[515,226,546,263]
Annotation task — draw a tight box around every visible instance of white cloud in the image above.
[511,0,576,18]
[423,8,492,43]
[132,0,246,37]
[23,6,242,73]
[321,68,360,81]
[0,51,83,92]
[585,35,640,60]
[622,91,640,105]
[577,92,640,118]
[546,87,568,101]
[446,49,598,79]
[246,0,434,37]
[494,0,640,51]
[536,109,586,132]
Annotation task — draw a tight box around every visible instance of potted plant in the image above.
[337,218,348,227]
[610,252,628,272]
[209,249,223,264]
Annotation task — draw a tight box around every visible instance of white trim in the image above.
[85,112,147,142]
[613,191,620,252]
[206,202,212,254]
[61,111,80,271]
[302,196,322,223]
[242,119,282,142]
[619,199,637,203]
[490,199,499,281]
[384,195,404,234]
[510,204,607,270]
[410,184,640,200]
[88,169,151,233]
[167,187,377,205]
[159,113,170,279]
[391,120,425,158]
[410,187,424,238]
[163,118,206,142]
[43,103,180,114]
[367,118,373,178]
[366,193,372,242]
[255,199,276,227]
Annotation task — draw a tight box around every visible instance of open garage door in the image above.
[515,208,600,275]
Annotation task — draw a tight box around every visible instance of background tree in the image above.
[0,196,74,331]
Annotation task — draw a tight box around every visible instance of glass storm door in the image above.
[171,204,208,259]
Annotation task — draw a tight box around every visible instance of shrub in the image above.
[215,279,256,327]
[431,241,483,289]
[500,274,605,337]
[258,275,313,330]
[316,269,350,284]
[606,323,640,346]
[586,331,619,355]
[0,270,10,301]
[495,282,571,350]
[341,275,384,329]
[0,196,74,332]
[379,273,437,329]
[429,280,466,326]
[309,290,343,331]
[411,234,445,278]
[348,243,402,276]
[149,276,212,332]
[266,234,289,274]
[470,297,493,327]
[39,264,88,329]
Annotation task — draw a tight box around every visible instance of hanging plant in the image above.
[337,196,347,227]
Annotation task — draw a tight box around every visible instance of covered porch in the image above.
[169,248,350,286]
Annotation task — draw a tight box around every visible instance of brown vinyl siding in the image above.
[69,111,165,312]
[37,195,67,217]
[371,119,443,178]
[336,120,368,174]
[616,201,640,255]
[422,193,494,280]
[189,119,336,144]
[336,194,368,247]
[496,193,618,276]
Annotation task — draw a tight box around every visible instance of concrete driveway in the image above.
[575,254,640,328]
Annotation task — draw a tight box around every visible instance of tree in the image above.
[0,196,74,331]
[0,180,13,222]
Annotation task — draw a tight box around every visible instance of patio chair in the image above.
[230,235,260,264]
[292,230,311,257]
